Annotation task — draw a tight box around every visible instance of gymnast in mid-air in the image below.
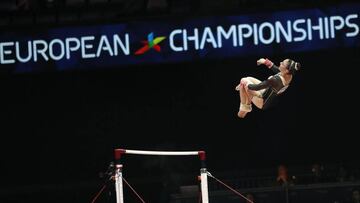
[235,58,301,118]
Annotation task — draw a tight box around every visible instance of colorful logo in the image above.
[135,32,166,55]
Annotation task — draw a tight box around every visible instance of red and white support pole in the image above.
[199,151,209,203]
[114,149,126,203]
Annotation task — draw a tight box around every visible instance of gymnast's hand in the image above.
[257,58,266,65]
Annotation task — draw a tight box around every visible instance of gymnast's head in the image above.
[279,59,301,75]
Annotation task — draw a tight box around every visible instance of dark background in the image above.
[1,47,359,202]
[0,0,359,202]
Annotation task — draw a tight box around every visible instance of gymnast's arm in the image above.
[247,77,276,91]
[269,64,280,74]
[258,58,280,74]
